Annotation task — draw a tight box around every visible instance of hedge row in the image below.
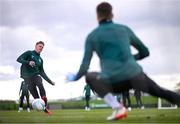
[0,96,172,110]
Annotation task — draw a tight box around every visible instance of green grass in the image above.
[0,108,180,124]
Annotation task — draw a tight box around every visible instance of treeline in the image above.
[0,100,18,110]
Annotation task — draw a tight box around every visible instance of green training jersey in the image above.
[17,50,53,85]
[76,20,149,83]
[19,81,29,95]
[84,84,91,96]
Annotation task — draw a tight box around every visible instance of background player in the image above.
[134,89,144,109]
[122,90,132,111]
[18,81,30,112]
[84,84,92,111]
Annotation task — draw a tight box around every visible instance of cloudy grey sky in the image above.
[0,0,180,100]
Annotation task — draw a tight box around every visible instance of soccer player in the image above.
[17,41,55,115]
[18,81,30,112]
[84,84,92,111]
[134,89,144,109]
[122,90,132,111]
[66,2,180,121]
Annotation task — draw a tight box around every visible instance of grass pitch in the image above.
[0,108,180,124]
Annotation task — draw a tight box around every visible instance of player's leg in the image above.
[86,72,111,97]
[24,78,39,99]
[86,72,127,120]
[131,73,180,106]
[135,91,141,108]
[135,90,143,108]
[26,94,30,112]
[18,95,24,112]
[33,76,47,104]
[85,95,90,110]
[122,92,127,107]
[116,95,121,103]
[137,92,144,109]
[33,75,52,115]
[139,97,144,109]
[19,95,24,108]
[135,95,140,108]
[126,93,132,111]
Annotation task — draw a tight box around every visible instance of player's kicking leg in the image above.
[104,93,128,120]
[42,96,53,116]
[34,76,53,116]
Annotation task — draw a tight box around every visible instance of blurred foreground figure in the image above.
[66,2,180,121]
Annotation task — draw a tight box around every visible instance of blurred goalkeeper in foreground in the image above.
[66,2,180,121]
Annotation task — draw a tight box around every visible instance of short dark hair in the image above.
[36,41,44,46]
[96,2,112,19]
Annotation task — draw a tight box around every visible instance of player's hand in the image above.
[66,73,76,82]
[29,61,35,67]
[51,81,55,85]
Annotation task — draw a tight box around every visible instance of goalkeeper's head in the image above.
[96,2,113,22]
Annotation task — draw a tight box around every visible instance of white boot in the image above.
[128,107,132,111]
[18,107,23,112]
[27,108,30,112]
[107,107,128,121]
[141,106,145,109]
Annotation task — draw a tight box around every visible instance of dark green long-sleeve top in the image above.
[84,84,91,96]
[17,50,53,85]
[75,20,149,83]
[19,81,29,96]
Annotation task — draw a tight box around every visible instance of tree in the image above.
[174,82,180,93]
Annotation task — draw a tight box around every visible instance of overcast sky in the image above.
[0,0,180,100]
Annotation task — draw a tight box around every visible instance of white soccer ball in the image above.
[32,98,45,111]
